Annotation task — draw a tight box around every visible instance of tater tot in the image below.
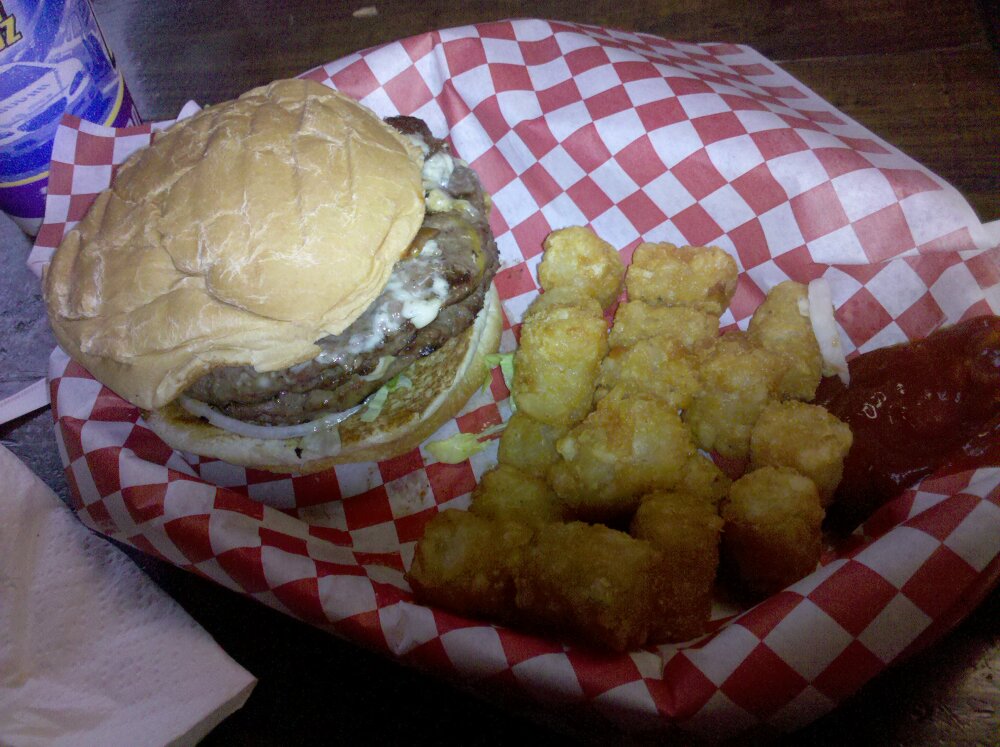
[625,243,738,315]
[407,510,534,621]
[513,304,609,427]
[548,389,696,521]
[608,301,719,350]
[750,400,853,506]
[497,410,568,478]
[539,226,626,309]
[721,466,824,598]
[523,286,604,323]
[514,522,662,651]
[748,281,823,400]
[675,452,732,505]
[594,334,701,410]
[684,331,783,459]
[470,465,564,527]
[631,491,723,641]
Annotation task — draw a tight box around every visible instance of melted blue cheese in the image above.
[426,188,478,217]
[422,150,454,190]
[325,133,456,358]
[406,133,431,157]
[347,307,399,353]
[386,272,450,329]
[405,132,456,195]
[344,269,450,354]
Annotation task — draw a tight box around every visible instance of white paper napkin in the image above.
[0,444,256,746]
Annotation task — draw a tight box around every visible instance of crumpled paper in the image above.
[0,444,256,746]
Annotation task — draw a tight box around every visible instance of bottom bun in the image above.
[146,284,503,473]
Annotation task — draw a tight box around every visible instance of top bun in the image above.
[44,79,426,411]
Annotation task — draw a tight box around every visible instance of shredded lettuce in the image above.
[426,422,507,464]
[483,352,516,410]
[360,374,412,422]
[426,433,486,463]
[484,352,515,390]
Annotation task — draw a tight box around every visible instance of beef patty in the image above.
[183,117,499,426]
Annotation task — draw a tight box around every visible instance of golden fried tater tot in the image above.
[523,286,603,323]
[608,301,719,350]
[513,304,609,427]
[675,452,732,505]
[625,243,738,315]
[470,464,564,527]
[750,400,853,506]
[631,491,723,641]
[407,510,533,621]
[721,466,824,598]
[594,334,701,410]
[748,281,823,400]
[538,226,626,310]
[514,521,662,651]
[548,389,696,521]
[685,331,783,459]
[497,410,568,478]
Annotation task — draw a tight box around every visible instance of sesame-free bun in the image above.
[145,284,503,473]
[44,78,426,412]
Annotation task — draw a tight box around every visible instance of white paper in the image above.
[0,378,49,425]
[0,444,256,746]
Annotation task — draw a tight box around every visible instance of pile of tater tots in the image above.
[407,227,853,651]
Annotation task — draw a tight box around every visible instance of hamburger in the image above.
[43,79,502,473]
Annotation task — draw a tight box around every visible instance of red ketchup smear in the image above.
[814,315,1000,534]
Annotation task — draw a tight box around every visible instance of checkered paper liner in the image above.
[31,19,1000,741]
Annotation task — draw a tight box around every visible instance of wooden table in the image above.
[2,0,997,742]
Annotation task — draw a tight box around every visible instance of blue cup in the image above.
[0,0,140,235]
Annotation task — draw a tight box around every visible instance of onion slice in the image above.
[807,278,850,386]
[178,395,363,441]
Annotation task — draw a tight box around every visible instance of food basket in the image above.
[29,19,1000,741]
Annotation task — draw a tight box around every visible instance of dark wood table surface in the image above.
[1,0,998,743]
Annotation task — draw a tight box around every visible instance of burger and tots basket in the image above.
[27,19,1000,741]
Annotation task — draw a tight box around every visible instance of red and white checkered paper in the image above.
[30,19,1000,741]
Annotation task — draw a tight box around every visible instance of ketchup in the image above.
[814,315,1000,533]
